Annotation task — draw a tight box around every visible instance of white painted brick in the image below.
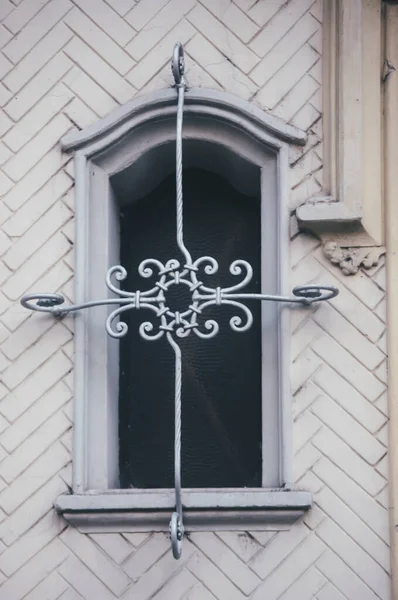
[122,532,151,548]
[0,82,12,108]
[313,458,389,543]
[0,538,69,600]
[1,314,53,361]
[3,0,48,34]
[3,0,72,63]
[318,551,380,600]
[292,102,321,130]
[187,5,259,74]
[73,0,135,46]
[316,487,390,572]
[23,572,68,600]
[314,266,384,342]
[252,535,325,600]
[217,532,262,563]
[291,347,322,394]
[313,427,386,496]
[0,110,13,137]
[279,566,325,600]
[0,53,13,81]
[0,381,70,452]
[64,37,135,105]
[64,8,135,76]
[3,84,73,153]
[123,541,196,600]
[4,54,72,121]
[3,114,71,182]
[312,335,385,402]
[293,380,321,418]
[189,532,261,594]
[317,519,390,599]
[312,395,386,465]
[0,0,14,22]
[0,170,13,196]
[0,351,71,422]
[152,569,197,600]
[377,422,388,447]
[316,582,347,600]
[126,0,195,61]
[0,442,69,513]
[4,23,73,94]
[291,319,322,362]
[290,177,322,211]
[313,303,385,371]
[0,476,67,546]
[2,232,71,301]
[294,442,320,482]
[201,0,259,43]
[294,411,321,452]
[251,12,318,87]
[127,21,195,90]
[0,142,12,166]
[3,170,71,236]
[61,526,130,596]
[104,0,136,17]
[63,97,98,130]
[182,582,216,600]
[0,24,13,51]
[274,72,322,123]
[376,454,389,479]
[249,523,308,578]
[304,503,326,529]
[247,0,284,25]
[187,552,245,600]
[126,0,170,30]
[58,554,119,600]
[4,202,71,271]
[250,0,314,56]
[1,321,71,389]
[122,533,170,579]
[0,411,71,483]
[375,359,388,385]
[290,233,320,268]
[0,510,65,576]
[377,486,389,510]
[314,365,386,433]
[64,66,118,118]
[89,533,133,564]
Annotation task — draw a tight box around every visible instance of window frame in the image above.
[56,88,312,531]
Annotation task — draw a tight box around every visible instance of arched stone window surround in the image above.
[56,88,312,531]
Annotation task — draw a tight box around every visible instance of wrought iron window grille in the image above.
[21,43,339,560]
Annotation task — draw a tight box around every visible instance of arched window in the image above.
[55,88,311,531]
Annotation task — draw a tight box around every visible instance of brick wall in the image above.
[0,1,390,598]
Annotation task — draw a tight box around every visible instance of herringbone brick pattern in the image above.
[0,0,390,598]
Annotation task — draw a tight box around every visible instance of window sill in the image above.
[55,489,312,533]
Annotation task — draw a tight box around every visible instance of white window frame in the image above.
[55,88,312,532]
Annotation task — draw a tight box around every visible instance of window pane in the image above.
[119,168,262,488]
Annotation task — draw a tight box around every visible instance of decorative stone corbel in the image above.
[322,241,386,276]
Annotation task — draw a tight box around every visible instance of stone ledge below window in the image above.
[55,490,312,533]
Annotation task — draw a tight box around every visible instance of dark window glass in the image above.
[119,169,262,488]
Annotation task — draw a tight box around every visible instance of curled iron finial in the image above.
[172,42,185,86]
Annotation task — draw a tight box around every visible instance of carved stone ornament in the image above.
[322,242,386,276]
